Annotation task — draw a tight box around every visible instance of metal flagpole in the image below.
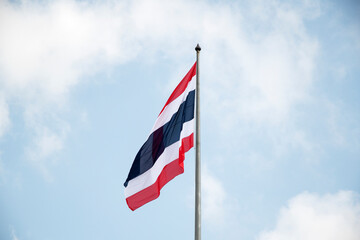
[195,43,201,240]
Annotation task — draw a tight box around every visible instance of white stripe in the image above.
[150,76,195,133]
[125,119,194,198]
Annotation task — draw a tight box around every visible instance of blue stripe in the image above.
[124,90,195,187]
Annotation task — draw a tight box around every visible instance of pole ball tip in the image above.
[195,44,201,52]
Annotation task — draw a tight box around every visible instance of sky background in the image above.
[0,0,359,239]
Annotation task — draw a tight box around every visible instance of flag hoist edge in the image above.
[124,62,197,211]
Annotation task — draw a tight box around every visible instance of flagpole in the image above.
[195,43,201,240]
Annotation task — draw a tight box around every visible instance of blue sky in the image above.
[0,0,359,239]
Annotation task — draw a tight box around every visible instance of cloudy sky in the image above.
[0,0,359,239]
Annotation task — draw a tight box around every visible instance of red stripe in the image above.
[126,133,194,211]
[158,62,197,116]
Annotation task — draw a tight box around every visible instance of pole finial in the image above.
[195,43,201,52]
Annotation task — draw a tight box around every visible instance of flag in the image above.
[124,62,197,211]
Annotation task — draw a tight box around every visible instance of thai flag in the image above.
[124,62,197,211]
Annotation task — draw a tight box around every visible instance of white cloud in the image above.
[0,93,10,137]
[0,153,5,184]
[0,0,319,113]
[203,166,227,225]
[0,0,133,176]
[201,0,319,127]
[0,0,328,176]
[202,166,238,228]
[11,226,19,240]
[0,0,129,100]
[26,124,69,181]
[257,191,360,240]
